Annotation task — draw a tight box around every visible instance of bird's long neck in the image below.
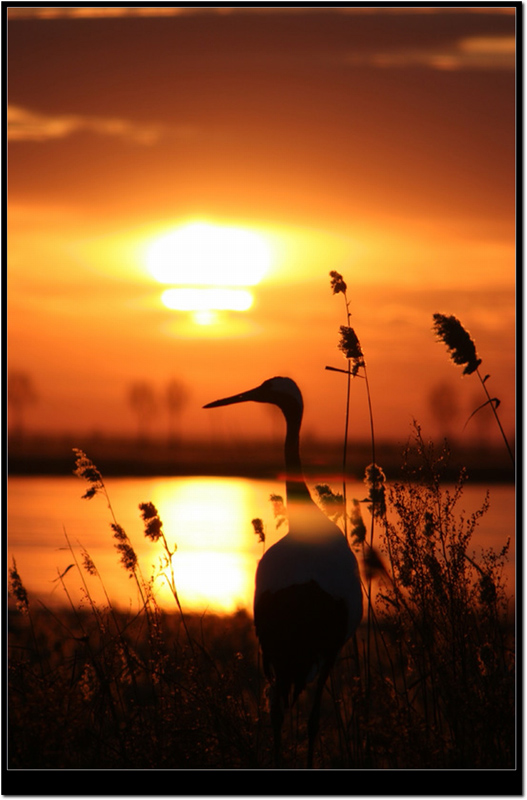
[283,405,311,503]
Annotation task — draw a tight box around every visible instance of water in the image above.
[8,476,515,615]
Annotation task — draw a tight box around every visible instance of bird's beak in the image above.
[203,385,262,409]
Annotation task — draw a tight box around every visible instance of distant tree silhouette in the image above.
[428,381,460,441]
[8,370,37,440]
[128,381,157,444]
[165,378,189,445]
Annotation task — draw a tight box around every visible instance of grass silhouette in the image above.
[433,312,515,467]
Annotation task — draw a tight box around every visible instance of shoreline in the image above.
[8,434,515,484]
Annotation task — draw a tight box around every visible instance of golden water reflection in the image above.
[8,476,515,616]
[148,477,274,613]
[7,476,287,614]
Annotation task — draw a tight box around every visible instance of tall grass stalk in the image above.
[138,500,194,650]
[8,559,44,679]
[55,561,130,758]
[327,272,356,539]
[64,527,151,715]
[326,270,381,708]
[72,449,152,617]
[474,365,515,466]
[432,313,514,467]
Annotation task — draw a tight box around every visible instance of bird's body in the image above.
[204,376,362,767]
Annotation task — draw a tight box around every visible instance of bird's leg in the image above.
[307,662,332,769]
[270,688,284,768]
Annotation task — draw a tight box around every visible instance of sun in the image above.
[160,287,254,312]
[145,221,272,325]
[146,221,271,286]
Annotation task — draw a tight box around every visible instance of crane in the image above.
[204,376,363,768]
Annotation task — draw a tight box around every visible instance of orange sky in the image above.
[7,6,516,447]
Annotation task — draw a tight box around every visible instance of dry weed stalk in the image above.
[432,313,514,467]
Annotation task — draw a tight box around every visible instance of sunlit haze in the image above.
[8,7,516,444]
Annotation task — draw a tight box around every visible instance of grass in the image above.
[7,281,515,773]
[8,604,262,769]
[7,440,515,772]
[320,278,514,770]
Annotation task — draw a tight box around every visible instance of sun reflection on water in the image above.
[155,551,256,614]
[147,477,269,613]
[8,476,514,616]
[7,476,282,615]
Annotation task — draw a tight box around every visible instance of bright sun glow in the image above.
[146,222,272,285]
[144,477,265,612]
[161,287,253,312]
[146,221,272,325]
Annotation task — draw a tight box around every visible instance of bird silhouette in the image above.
[204,376,363,768]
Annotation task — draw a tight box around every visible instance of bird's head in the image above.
[203,376,303,417]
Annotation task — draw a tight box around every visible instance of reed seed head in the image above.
[432,313,482,375]
[110,523,137,574]
[338,326,365,376]
[73,448,104,499]
[139,501,163,542]
[314,484,345,520]
[81,551,97,576]
[364,463,387,519]
[9,558,29,613]
[269,494,287,529]
[269,494,287,523]
[111,522,127,541]
[116,543,138,575]
[349,498,367,544]
[329,270,347,295]
[251,518,265,544]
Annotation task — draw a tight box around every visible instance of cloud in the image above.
[7,6,515,18]
[343,35,515,71]
[8,7,200,18]
[7,105,193,144]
